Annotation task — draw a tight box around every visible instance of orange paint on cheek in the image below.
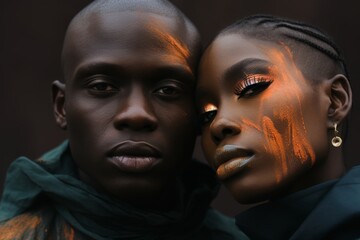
[241,118,262,132]
[262,116,287,182]
[264,47,315,166]
[276,107,315,164]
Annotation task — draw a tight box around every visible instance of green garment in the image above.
[236,166,360,240]
[0,141,248,240]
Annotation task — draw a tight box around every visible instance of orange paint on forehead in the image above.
[262,116,287,182]
[146,22,191,64]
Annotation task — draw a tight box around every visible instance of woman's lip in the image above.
[107,141,162,173]
[214,145,254,180]
[216,156,253,180]
[214,145,253,167]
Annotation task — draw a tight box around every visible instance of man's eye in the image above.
[234,75,273,98]
[90,82,116,91]
[199,110,217,126]
[156,86,179,95]
[154,83,184,99]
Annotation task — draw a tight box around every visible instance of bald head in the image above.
[61,0,201,81]
[77,0,185,19]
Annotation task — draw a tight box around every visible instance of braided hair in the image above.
[220,14,349,82]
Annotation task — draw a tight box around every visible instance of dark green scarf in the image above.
[0,141,246,239]
[236,166,360,240]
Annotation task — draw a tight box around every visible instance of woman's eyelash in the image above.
[234,75,273,98]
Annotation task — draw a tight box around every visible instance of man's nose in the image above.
[113,87,158,131]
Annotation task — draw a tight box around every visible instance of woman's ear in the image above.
[326,74,352,127]
[52,80,67,130]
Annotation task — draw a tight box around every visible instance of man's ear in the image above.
[326,74,352,127]
[52,80,67,130]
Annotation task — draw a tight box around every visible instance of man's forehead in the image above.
[66,12,190,62]
[70,11,188,47]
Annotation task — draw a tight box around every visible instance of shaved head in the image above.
[61,0,201,81]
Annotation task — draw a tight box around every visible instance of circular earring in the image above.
[331,123,342,147]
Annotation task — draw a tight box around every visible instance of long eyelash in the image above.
[234,74,273,95]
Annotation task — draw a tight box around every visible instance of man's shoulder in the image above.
[0,206,55,239]
[0,205,89,240]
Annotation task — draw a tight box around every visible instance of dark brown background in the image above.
[1,0,359,216]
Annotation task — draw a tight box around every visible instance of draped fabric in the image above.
[0,141,247,240]
[236,165,360,240]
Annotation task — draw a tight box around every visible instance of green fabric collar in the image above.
[0,141,221,239]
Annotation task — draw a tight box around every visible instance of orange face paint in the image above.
[262,116,287,182]
[237,45,315,182]
[241,118,262,132]
[146,23,191,65]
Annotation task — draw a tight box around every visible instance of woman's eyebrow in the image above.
[223,58,272,81]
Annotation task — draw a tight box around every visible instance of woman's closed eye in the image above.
[234,74,273,98]
[199,104,217,126]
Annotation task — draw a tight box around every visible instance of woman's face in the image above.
[197,34,330,203]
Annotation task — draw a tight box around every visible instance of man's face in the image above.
[55,11,197,200]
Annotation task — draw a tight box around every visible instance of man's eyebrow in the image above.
[223,58,272,81]
[72,61,195,85]
[72,62,127,80]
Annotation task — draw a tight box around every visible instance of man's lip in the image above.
[214,145,253,168]
[108,141,162,158]
[107,141,162,173]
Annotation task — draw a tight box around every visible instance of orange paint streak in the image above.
[262,116,287,182]
[262,46,316,167]
[146,23,190,65]
[241,118,262,132]
[0,213,41,239]
[276,107,315,164]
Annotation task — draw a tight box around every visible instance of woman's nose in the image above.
[210,115,241,145]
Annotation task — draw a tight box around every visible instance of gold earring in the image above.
[331,123,342,147]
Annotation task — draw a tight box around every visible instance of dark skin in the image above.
[197,33,352,204]
[52,10,199,208]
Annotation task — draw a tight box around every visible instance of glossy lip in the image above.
[214,145,254,180]
[107,141,162,173]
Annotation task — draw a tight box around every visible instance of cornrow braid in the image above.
[221,14,349,79]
